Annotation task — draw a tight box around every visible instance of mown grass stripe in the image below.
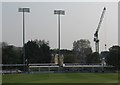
[2,73,118,83]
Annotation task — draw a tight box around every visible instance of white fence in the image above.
[1,63,114,73]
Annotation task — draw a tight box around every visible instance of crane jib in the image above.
[94,7,106,53]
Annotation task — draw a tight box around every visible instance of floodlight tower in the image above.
[54,10,65,66]
[18,8,30,72]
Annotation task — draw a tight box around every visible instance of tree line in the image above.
[1,39,120,70]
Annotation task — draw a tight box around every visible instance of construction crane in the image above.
[94,7,106,53]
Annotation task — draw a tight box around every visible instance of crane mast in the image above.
[94,7,106,53]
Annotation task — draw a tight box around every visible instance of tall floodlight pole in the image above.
[18,8,30,72]
[54,10,65,66]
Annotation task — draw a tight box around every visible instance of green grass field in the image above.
[2,73,118,83]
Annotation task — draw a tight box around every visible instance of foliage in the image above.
[2,45,22,64]
[2,40,51,64]
[25,40,51,63]
[73,39,92,63]
[61,49,76,63]
[106,45,120,70]
[86,52,100,64]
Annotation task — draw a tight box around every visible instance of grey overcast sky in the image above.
[2,2,118,52]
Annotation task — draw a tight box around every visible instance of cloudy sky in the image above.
[2,2,118,52]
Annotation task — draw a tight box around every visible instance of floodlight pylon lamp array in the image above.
[54,10,65,15]
[18,8,30,13]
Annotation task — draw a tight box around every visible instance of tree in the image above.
[2,44,22,64]
[25,39,51,63]
[1,42,8,47]
[73,39,92,63]
[64,53,75,63]
[106,45,120,70]
[61,49,76,63]
[86,52,100,64]
[40,43,51,63]
[25,40,40,63]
